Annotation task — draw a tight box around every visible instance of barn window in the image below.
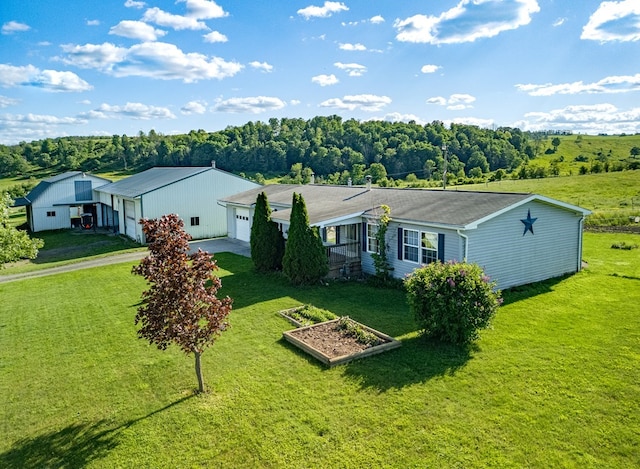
[190,217,200,226]
[74,180,92,201]
[46,211,56,217]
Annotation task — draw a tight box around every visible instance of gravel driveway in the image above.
[0,237,250,284]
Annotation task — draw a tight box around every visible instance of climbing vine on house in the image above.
[370,204,394,284]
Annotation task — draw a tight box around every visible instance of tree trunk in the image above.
[194,351,205,393]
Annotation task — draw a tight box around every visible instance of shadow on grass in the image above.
[500,274,568,306]
[341,335,478,392]
[0,395,193,469]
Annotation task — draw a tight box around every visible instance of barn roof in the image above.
[95,167,213,198]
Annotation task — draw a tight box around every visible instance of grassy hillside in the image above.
[528,134,640,176]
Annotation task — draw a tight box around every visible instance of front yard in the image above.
[0,232,638,467]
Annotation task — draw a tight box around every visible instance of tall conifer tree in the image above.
[250,192,284,272]
[282,193,328,285]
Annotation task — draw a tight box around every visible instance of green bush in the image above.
[404,261,502,345]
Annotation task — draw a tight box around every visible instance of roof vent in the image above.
[211,160,216,168]
[365,175,372,191]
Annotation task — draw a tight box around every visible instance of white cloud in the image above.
[421,64,440,74]
[181,100,207,115]
[290,99,301,106]
[339,42,366,51]
[180,0,228,19]
[0,113,87,125]
[213,96,286,113]
[553,17,566,27]
[60,42,243,82]
[312,74,339,86]
[320,94,391,112]
[2,21,30,34]
[249,61,274,73]
[142,7,208,30]
[334,62,367,77]
[0,96,19,108]
[381,112,426,125]
[370,15,385,24]
[87,20,100,26]
[521,103,640,134]
[58,43,128,71]
[582,0,640,42]
[298,1,348,19]
[109,21,166,41]
[0,64,92,92]
[427,93,475,109]
[203,31,228,43]
[426,96,447,106]
[516,73,640,96]
[394,0,540,44]
[91,102,176,120]
[125,0,146,8]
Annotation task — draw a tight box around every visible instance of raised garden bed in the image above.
[281,311,401,367]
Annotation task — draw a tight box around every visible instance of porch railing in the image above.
[326,241,361,266]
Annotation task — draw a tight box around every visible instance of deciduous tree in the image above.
[132,214,232,393]
[0,193,43,267]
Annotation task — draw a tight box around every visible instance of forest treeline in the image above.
[0,115,631,186]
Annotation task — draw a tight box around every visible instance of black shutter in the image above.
[438,233,445,262]
[322,227,327,242]
[336,226,341,244]
[397,227,403,260]
[362,222,367,251]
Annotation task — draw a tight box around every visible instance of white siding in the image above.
[29,174,109,232]
[361,222,462,278]
[140,170,259,241]
[467,200,584,289]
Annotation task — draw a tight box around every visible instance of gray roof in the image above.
[220,184,589,229]
[18,171,111,206]
[95,167,213,198]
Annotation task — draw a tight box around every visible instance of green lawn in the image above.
[1,233,639,467]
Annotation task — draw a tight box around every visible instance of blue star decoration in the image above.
[520,209,537,236]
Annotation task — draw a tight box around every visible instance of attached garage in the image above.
[235,208,251,242]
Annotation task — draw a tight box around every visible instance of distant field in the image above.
[529,134,640,176]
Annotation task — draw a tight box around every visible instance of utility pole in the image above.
[442,143,448,190]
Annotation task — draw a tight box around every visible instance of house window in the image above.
[421,232,438,264]
[190,217,200,226]
[324,226,337,244]
[367,223,379,253]
[403,229,420,262]
[74,180,92,201]
[46,211,56,217]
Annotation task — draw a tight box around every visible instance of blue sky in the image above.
[1,0,639,145]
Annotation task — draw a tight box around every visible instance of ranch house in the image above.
[220,183,591,290]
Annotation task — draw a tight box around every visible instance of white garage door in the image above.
[235,208,251,242]
[124,200,137,239]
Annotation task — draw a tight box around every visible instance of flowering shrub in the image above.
[404,261,502,345]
